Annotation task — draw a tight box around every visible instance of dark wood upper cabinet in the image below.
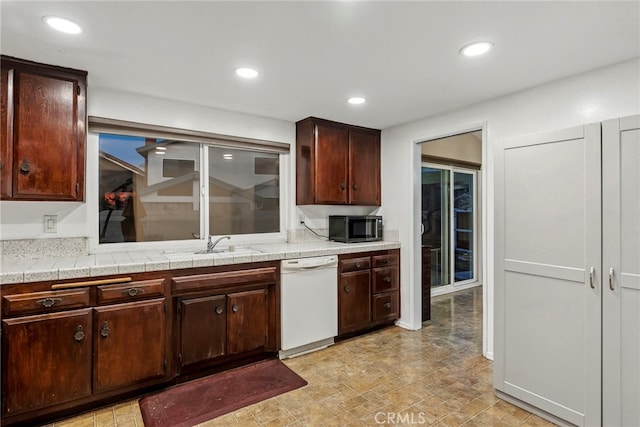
[314,124,349,204]
[296,117,381,206]
[348,130,381,205]
[1,56,86,201]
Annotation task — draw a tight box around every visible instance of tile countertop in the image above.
[0,240,401,285]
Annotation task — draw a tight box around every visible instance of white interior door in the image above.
[494,124,601,426]
[603,115,640,427]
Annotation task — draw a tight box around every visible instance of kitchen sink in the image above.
[165,247,263,256]
[193,247,261,255]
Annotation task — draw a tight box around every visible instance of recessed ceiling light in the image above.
[347,97,366,105]
[43,16,82,34]
[235,68,258,79]
[460,41,493,57]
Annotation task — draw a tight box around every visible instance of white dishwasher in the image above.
[280,255,338,358]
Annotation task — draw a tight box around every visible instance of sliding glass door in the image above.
[421,164,477,290]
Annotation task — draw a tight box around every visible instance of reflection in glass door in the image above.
[421,164,477,289]
[453,171,474,283]
[421,167,450,287]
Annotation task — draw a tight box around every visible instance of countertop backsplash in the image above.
[0,237,89,261]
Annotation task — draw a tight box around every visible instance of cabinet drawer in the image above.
[339,256,371,273]
[172,267,278,294]
[97,279,165,305]
[372,292,399,323]
[3,288,90,317]
[372,253,398,268]
[372,266,399,293]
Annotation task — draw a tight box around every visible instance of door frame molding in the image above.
[411,121,489,358]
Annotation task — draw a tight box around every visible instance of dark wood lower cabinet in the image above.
[0,261,280,427]
[180,295,227,365]
[93,298,167,393]
[179,289,270,366]
[373,291,399,322]
[338,249,400,336]
[338,270,372,334]
[175,268,278,373]
[227,289,268,354]
[1,309,93,416]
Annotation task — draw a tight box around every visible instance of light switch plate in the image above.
[44,215,58,233]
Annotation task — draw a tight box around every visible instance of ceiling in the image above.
[2,1,639,130]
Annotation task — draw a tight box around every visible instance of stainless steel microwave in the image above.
[328,215,383,243]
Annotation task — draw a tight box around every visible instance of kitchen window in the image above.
[93,118,287,245]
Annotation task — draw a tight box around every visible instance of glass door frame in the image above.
[450,168,477,287]
[421,162,479,294]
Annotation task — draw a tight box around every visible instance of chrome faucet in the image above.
[207,235,231,252]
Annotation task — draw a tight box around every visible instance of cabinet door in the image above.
[602,116,640,427]
[338,270,372,334]
[11,68,85,200]
[1,309,92,415]
[314,124,348,204]
[179,295,227,366]
[227,289,268,354]
[1,67,11,199]
[494,124,601,426]
[93,299,166,393]
[349,130,380,205]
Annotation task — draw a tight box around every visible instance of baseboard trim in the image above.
[495,390,577,427]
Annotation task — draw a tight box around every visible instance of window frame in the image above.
[88,117,290,253]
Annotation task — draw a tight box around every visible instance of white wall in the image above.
[381,58,640,359]
[0,87,295,244]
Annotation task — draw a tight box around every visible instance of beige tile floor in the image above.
[47,286,555,427]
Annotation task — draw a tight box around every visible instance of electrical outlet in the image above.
[44,215,58,233]
[298,214,305,224]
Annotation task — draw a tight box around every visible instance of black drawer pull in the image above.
[19,158,30,174]
[355,262,362,268]
[232,304,239,313]
[215,306,223,315]
[123,287,144,297]
[344,286,351,293]
[383,277,392,283]
[74,325,85,342]
[100,321,111,338]
[384,302,392,309]
[36,297,62,308]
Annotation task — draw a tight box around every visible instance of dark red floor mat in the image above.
[139,359,307,427]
